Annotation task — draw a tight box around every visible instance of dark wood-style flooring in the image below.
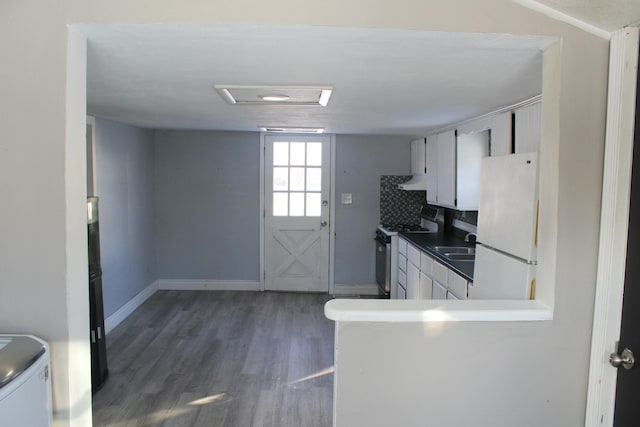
[92,291,334,427]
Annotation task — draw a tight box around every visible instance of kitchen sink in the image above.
[433,246,476,255]
[442,253,475,262]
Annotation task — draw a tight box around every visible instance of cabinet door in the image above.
[432,261,449,288]
[406,262,420,299]
[420,271,433,300]
[407,244,421,268]
[491,111,513,156]
[426,134,438,204]
[436,130,456,208]
[420,252,433,277]
[456,130,490,210]
[432,281,447,300]
[514,102,541,154]
[411,138,427,175]
[397,285,406,300]
[447,270,469,300]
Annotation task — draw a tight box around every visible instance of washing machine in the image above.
[0,335,52,427]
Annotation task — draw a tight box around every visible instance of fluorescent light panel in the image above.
[214,85,333,106]
[259,126,324,134]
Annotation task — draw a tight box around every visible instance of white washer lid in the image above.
[0,336,46,389]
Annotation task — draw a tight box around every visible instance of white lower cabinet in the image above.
[396,237,471,300]
[406,262,420,299]
[447,270,469,299]
[419,272,433,299]
[432,281,447,300]
[397,269,407,300]
[397,285,406,300]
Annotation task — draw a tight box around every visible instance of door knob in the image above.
[609,348,635,370]
[320,221,328,227]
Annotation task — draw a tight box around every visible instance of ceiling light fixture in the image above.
[259,94,291,102]
[214,85,333,106]
[259,126,324,134]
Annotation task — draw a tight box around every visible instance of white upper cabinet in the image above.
[456,130,490,210]
[490,111,512,156]
[426,129,488,210]
[435,130,456,208]
[426,134,438,204]
[514,102,541,153]
[410,138,427,175]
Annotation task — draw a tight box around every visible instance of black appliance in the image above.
[375,223,438,297]
[88,197,108,392]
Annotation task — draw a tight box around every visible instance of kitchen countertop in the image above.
[398,231,475,281]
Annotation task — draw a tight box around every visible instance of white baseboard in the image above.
[105,280,159,335]
[333,283,380,296]
[157,279,261,292]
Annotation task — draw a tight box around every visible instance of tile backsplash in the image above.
[379,175,427,225]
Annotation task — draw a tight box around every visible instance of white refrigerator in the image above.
[469,152,538,299]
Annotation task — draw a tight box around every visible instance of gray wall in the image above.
[93,118,157,317]
[154,130,260,280]
[334,134,410,284]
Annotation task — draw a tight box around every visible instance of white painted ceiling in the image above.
[83,24,557,136]
[533,0,640,32]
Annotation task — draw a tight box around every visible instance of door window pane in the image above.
[273,192,288,216]
[307,142,322,166]
[290,167,305,191]
[306,193,321,216]
[290,143,306,166]
[289,192,305,216]
[273,167,289,191]
[306,168,321,192]
[270,140,324,217]
[273,142,289,166]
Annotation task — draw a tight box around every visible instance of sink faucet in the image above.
[464,232,477,244]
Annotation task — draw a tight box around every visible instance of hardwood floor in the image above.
[92,291,334,427]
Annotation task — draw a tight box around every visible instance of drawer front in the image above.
[432,261,449,287]
[447,270,468,300]
[432,281,447,300]
[407,244,421,267]
[398,238,408,256]
[398,269,407,288]
[420,252,433,276]
[398,254,407,273]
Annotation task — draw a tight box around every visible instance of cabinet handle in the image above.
[97,326,102,340]
[91,330,96,343]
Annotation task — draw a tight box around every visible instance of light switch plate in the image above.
[341,193,353,204]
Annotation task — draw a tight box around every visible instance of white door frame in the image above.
[586,27,639,427]
[259,132,336,294]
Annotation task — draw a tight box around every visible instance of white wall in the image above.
[0,1,609,426]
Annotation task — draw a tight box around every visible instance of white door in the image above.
[264,135,331,292]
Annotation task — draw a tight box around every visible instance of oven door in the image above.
[375,236,391,295]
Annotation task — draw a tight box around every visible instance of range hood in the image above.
[398,174,428,191]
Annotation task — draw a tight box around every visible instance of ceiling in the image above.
[533,0,640,32]
[83,24,556,136]
[81,0,640,137]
